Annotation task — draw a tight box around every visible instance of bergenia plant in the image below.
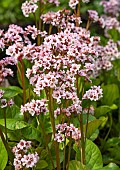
[0,0,120,170]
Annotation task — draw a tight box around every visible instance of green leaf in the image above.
[109,104,118,110]
[68,160,89,170]
[0,86,23,98]
[0,138,8,170]
[95,163,120,170]
[73,143,81,161]
[95,106,111,118]
[6,105,23,120]
[99,116,108,129]
[106,137,120,147]
[86,139,103,170]
[90,129,99,141]
[21,125,41,141]
[95,104,118,118]
[101,84,119,106]
[85,119,102,139]
[108,29,120,42]
[0,119,27,130]
[36,160,48,169]
[45,148,64,169]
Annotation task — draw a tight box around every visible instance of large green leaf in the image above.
[68,160,89,170]
[0,138,8,170]
[36,160,48,169]
[0,105,23,119]
[0,86,23,98]
[21,125,41,141]
[95,104,118,118]
[85,119,102,139]
[95,163,120,170]
[45,148,64,170]
[6,105,23,120]
[108,29,120,42]
[86,139,103,170]
[95,106,111,118]
[101,84,119,106]
[0,119,27,130]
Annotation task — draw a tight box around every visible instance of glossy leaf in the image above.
[85,119,102,138]
[0,138,8,170]
[0,119,27,130]
[68,160,89,170]
[95,106,111,118]
[6,105,23,120]
[95,163,120,170]
[101,84,119,106]
[86,139,103,169]
[36,160,48,169]
[21,125,41,141]
[0,86,23,98]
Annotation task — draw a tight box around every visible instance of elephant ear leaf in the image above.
[68,160,89,170]
[0,138,8,170]
[86,139,103,170]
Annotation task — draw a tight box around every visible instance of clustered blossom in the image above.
[100,0,120,37]
[21,0,38,17]
[0,90,4,98]
[0,90,14,108]
[101,0,120,17]
[82,86,103,101]
[0,57,16,84]
[87,10,105,28]
[21,0,60,17]
[69,0,79,9]
[93,39,120,77]
[20,99,48,116]
[12,139,39,170]
[83,105,94,115]
[69,0,90,9]
[24,25,102,106]
[101,16,120,37]
[54,123,81,142]
[54,102,82,118]
[25,25,47,39]
[1,24,46,64]
[41,10,82,29]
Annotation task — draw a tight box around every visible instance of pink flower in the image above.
[82,86,103,101]
[20,99,48,116]
[21,0,38,17]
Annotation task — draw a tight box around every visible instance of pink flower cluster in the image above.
[21,0,38,17]
[12,139,39,170]
[83,105,94,115]
[24,26,101,104]
[69,0,79,9]
[82,86,103,101]
[0,90,14,108]
[100,0,120,37]
[41,10,81,29]
[21,0,60,17]
[0,57,15,84]
[20,99,48,116]
[25,25,47,39]
[87,10,105,28]
[69,0,90,9]
[93,39,120,77]
[101,0,120,17]
[54,102,82,118]
[54,123,81,142]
